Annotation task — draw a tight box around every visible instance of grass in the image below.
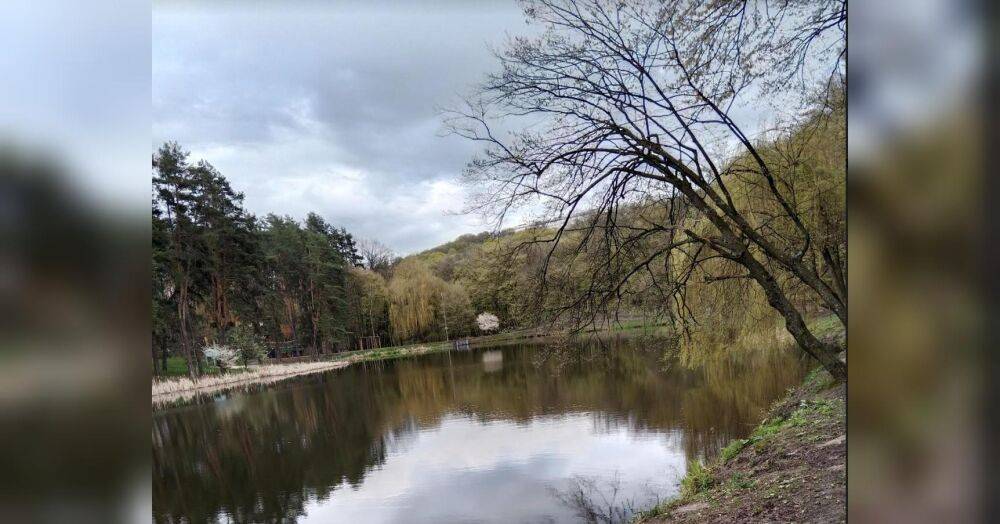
[633,367,845,522]
[725,472,753,491]
[721,439,747,463]
[679,460,713,498]
[327,340,452,364]
[730,398,831,453]
[152,360,350,405]
[160,356,220,377]
[808,313,843,340]
[153,340,456,407]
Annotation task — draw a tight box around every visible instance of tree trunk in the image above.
[736,248,847,381]
[178,282,197,381]
[645,159,847,381]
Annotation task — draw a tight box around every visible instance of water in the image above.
[152,336,808,523]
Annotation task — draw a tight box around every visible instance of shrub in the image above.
[227,324,267,365]
[476,312,500,332]
[203,343,238,369]
[680,460,714,497]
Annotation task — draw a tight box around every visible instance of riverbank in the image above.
[636,367,846,523]
[151,326,669,407]
[151,340,462,406]
[152,360,350,405]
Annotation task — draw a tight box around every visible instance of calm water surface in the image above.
[153,337,807,523]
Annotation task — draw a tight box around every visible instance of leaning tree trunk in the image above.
[736,249,847,381]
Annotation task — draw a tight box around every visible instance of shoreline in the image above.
[151,326,652,407]
[152,360,351,406]
[635,368,846,522]
[151,339,462,407]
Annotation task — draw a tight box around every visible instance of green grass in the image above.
[633,369,845,522]
[721,439,748,463]
[717,401,824,459]
[632,504,669,522]
[808,314,843,339]
[328,340,452,364]
[159,356,220,377]
[725,472,753,491]
[680,460,714,497]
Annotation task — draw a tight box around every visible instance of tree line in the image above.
[152,143,490,379]
[153,0,847,381]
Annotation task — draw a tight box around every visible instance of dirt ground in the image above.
[639,370,846,523]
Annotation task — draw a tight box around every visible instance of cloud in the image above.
[154,1,526,253]
[299,413,684,523]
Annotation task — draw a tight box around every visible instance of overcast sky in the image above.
[153,0,527,254]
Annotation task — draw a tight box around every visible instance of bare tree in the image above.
[447,0,846,380]
[358,237,397,277]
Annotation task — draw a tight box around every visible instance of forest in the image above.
[152,142,489,378]
[153,79,843,380]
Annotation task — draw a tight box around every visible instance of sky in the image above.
[153,0,528,254]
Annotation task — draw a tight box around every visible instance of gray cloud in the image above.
[154,1,526,253]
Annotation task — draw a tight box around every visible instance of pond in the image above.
[152,335,809,523]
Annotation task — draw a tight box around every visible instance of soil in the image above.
[638,370,846,523]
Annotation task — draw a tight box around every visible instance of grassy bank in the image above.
[329,340,453,363]
[635,367,846,523]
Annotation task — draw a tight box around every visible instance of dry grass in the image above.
[152,360,348,406]
[151,342,452,407]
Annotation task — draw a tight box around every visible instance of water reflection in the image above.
[481,349,503,373]
[152,336,808,523]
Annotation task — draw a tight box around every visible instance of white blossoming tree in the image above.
[476,312,500,333]
[203,343,239,371]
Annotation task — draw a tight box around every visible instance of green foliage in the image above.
[387,260,475,343]
[152,86,845,375]
[162,356,220,377]
[152,142,371,375]
[726,472,753,490]
[721,439,748,463]
[347,268,391,344]
[227,324,267,365]
[680,460,714,498]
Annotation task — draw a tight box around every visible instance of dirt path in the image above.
[637,370,846,523]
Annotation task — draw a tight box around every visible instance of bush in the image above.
[476,312,500,332]
[227,325,267,365]
[203,343,238,369]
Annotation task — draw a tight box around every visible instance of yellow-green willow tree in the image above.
[388,260,474,343]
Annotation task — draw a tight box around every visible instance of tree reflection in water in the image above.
[152,336,808,523]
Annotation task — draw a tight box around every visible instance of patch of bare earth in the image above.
[640,372,845,523]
